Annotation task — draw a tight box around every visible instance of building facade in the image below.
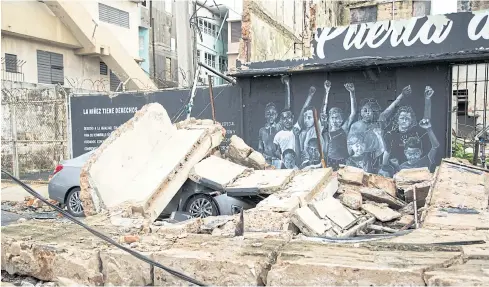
[1,0,155,91]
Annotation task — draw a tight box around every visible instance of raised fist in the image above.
[402,85,412,97]
[324,80,331,90]
[344,83,355,92]
[309,86,317,95]
[419,118,432,129]
[425,86,434,99]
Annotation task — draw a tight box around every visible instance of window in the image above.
[37,50,64,85]
[204,53,216,68]
[100,62,108,75]
[141,0,147,7]
[198,19,217,37]
[197,50,201,61]
[99,3,130,29]
[413,1,431,17]
[350,6,377,24]
[5,54,17,73]
[454,89,469,116]
[110,70,121,92]
[230,21,241,43]
[165,57,172,80]
[219,56,227,72]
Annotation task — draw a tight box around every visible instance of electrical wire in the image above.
[1,170,208,287]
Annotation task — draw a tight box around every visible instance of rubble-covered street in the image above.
[2,103,489,286]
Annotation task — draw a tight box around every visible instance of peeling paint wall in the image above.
[239,0,346,63]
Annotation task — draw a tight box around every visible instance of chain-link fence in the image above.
[1,81,69,182]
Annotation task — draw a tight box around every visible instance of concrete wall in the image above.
[240,64,450,177]
[1,0,145,91]
[1,35,110,91]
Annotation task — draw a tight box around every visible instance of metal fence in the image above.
[1,81,69,182]
[451,63,489,167]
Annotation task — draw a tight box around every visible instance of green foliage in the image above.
[452,140,474,162]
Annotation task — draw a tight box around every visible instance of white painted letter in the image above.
[366,21,392,48]
[418,16,453,44]
[390,18,419,47]
[468,12,489,41]
[315,27,348,59]
[343,24,369,50]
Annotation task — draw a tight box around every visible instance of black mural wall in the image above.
[70,63,450,178]
[241,64,450,177]
[70,85,242,157]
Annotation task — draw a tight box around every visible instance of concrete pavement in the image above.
[1,182,49,202]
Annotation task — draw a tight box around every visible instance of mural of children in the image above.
[320,81,357,170]
[300,138,322,170]
[281,149,299,170]
[399,118,440,169]
[381,86,434,176]
[346,131,382,173]
[258,102,280,168]
[293,86,324,166]
[349,85,412,157]
[273,109,298,163]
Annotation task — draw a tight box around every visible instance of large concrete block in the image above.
[153,234,286,286]
[100,249,153,286]
[267,240,462,286]
[290,207,329,236]
[423,160,489,230]
[188,155,251,191]
[338,166,365,185]
[362,202,401,222]
[310,197,356,229]
[225,169,295,196]
[424,259,489,286]
[394,167,432,191]
[80,103,224,221]
[1,221,104,285]
[256,168,332,212]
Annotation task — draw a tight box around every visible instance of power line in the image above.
[1,170,208,287]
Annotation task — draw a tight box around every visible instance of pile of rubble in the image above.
[66,102,435,240]
[3,102,489,286]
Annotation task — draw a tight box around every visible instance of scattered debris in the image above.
[225,135,267,170]
[362,202,402,222]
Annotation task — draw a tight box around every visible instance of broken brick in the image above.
[122,235,140,244]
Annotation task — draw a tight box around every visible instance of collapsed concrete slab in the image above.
[338,166,366,185]
[152,234,286,286]
[394,167,432,191]
[367,173,397,197]
[225,135,267,170]
[79,103,224,221]
[310,197,356,229]
[188,155,251,191]
[256,168,332,212]
[1,221,106,285]
[225,169,295,196]
[359,187,406,209]
[422,160,489,230]
[362,202,401,222]
[267,239,463,286]
[424,259,489,286]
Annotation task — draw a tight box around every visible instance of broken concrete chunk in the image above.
[291,207,329,236]
[225,135,267,170]
[394,167,432,191]
[310,197,356,229]
[225,169,295,196]
[100,249,153,286]
[359,187,406,209]
[400,202,415,215]
[153,235,286,285]
[367,173,397,197]
[424,259,489,286]
[362,202,401,222]
[340,189,362,210]
[79,103,224,221]
[403,182,431,206]
[156,218,202,237]
[246,150,267,170]
[257,169,332,212]
[338,166,365,185]
[313,176,339,200]
[188,155,251,191]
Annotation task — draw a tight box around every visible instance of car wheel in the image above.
[66,188,85,217]
[185,194,218,218]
